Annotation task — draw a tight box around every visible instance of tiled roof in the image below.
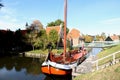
[67,28,81,40]
[110,34,119,41]
[21,30,27,35]
[105,36,113,41]
[105,35,119,41]
[0,30,7,34]
[46,26,60,34]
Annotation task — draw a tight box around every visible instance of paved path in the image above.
[72,55,97,76]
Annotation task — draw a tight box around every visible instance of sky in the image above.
[0,0,120,35]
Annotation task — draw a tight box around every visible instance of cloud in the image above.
[11,18,18,22]
[96,18,120,35]
[0,4,18,22]
[100,18,120,25]
[0,20,25,31]
[0,7,15,15]
[1,15,18,22]
[0,2,22,30]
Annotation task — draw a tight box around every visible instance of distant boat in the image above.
[41,0,87,76]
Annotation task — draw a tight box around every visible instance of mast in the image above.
[63,0,67,57]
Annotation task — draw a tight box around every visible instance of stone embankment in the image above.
[76,55,97,73]
[72,55,97,77]
[72,51,120,77]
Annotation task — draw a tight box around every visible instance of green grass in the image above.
[28,49,48,54]
[116,53,120,59]
[27,48,65,55]
[97,44,120,59]
[114,65,120,73]
[74,63,120,80]
[98,56,113,66]
[74,44,120,80]
[96,44,120,65]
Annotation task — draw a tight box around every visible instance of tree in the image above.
[14,29,28,51]
[32,20,43,30]
[48,29,59,48]
[95,34,104,41]
[28,20,43,32]
[25,20,44,50]
[47,22,55,26]
[54,19,64,26]
[34,29,48,50]
[84,34,93,43]
[39,29,48,49]
[47,19,69,34]
[25,30,37,50]
[5,30,14,50]
[95,35,100,41]
[101,32,106,40]
[47,19,64,26]
[15,29,23,43]
[25,29,48,50]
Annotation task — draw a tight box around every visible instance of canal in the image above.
[0,48,102,80]
[0,56,72,80]
[88,48,103,56]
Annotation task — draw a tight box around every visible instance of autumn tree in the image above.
[28,20,43,33]
[93,33,106,41]
[94,35,99,41]
[101,32,106,40]
[84,34,93,43]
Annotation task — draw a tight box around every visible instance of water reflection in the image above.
[0,67,46,80]
[89,48,102,55]
[44,75,72,80]
[0,57,42,74]
[0,56,72,80]
[0,56,45,80]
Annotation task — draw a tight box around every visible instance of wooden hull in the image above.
[41,65,72,75]
[41,48,87,76]
[41,60,72,75]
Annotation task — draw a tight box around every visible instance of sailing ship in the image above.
[41,0,87,75]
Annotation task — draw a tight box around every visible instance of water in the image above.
[89,48,102,55]
[0,56,72,80]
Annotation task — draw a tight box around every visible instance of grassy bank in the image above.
[74,44,120,80]
[97,44,120,65]
[97,44,120,59]
[28,49,48,54]
[27,49,65,55]
[74,63,120,80]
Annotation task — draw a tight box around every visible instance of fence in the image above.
[75,41,120,48]
[93,50,120,70]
